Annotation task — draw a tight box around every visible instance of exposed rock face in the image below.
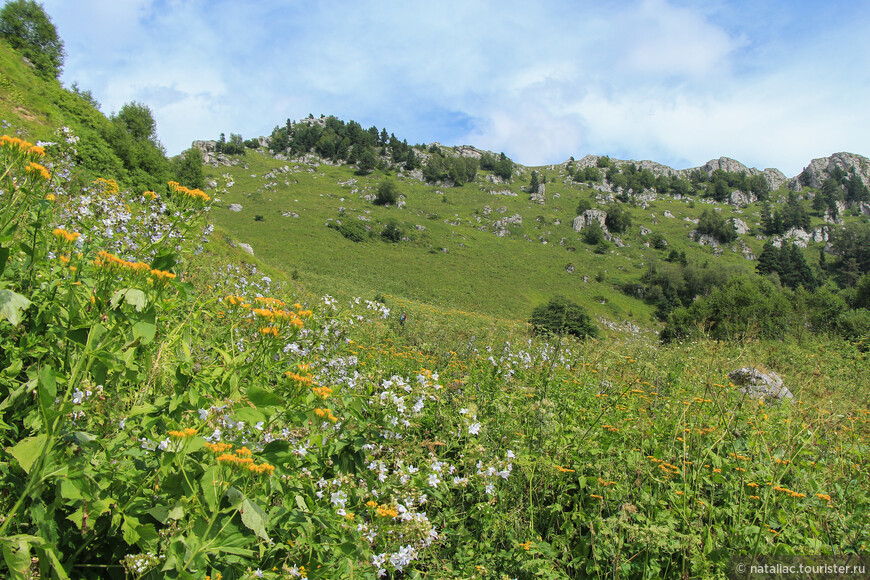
[728,368,794,403]
[454,145,486,159]
[730,190,757,207]
[812,226,830,243]
[732,218,751,235]
[530,184,546,204]
[784,227,811,248]
[790,152,870,191]
[238,243,254,256]
[228,204,243,212]
[689,231,719,247]
[192,140,233,167]
[572,209,608,232]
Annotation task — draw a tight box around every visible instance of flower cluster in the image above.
[168,180,211,202]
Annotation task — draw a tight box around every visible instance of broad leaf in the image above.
[0,289,31,326]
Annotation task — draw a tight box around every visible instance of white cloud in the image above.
[38,0,870,176]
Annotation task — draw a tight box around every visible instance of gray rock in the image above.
[728,368,794,403]
[228,204,243,212]
[732,218,750,235]
[238,243,254,256]
[572,209,608,232]
[789,152,870,191]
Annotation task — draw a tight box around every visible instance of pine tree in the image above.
[528,170,539,193]
[756,240,781,277]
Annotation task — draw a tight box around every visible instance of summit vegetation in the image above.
[0,5,868,579]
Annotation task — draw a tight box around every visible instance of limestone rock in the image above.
[790,152,870,191]
[727,368,794,403]
[572,209,608,232]
[732,218,750,235]
[228,204,243,212]
[238,243,254,256]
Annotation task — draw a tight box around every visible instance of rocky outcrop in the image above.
[728,368,794,403]
[732,218,751,235]
[572,209,607,232]
[790,152,870,191]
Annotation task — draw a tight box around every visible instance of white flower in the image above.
[198,408,209,420]
[428,473,440,487]
[157,438,170,451]
[255,569,264,578]
[459,408,468,415]
[119,418,127,430]
[72,388,86,404]
[331,491,348,508]
[507,449,515,459]
[468,422,481,435]
[485,482,495,495]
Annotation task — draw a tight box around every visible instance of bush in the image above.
[697,209,737,244]
[381,220,404,243]
[328,219,369,242]
[375,179,400,206]
[582,221,605,245]
[661,275,792,343]
[530,296,598,339]
[605,204,632,234]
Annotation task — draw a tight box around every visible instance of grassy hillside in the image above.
[203,144,835,331]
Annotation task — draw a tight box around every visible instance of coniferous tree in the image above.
[528,170,539,193]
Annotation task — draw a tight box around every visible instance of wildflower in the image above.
[590,494,603,500]
[468,422,481,435]
[52,228,81,243]
[815,493,832,502]
[26,162,51,180]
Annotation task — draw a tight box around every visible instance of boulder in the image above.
[732,218,750,235]
[238,243,254,256]
[572,209,608,232]
[228,204,243,212]
[728,368,794,403]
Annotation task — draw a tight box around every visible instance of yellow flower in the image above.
[52,228,80,243]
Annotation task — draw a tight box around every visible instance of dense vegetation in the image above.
[0,10,869,579]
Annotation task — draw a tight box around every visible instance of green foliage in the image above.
[529,295,598,339]
[697,208,737,243]
[327,218,370,242]
[0,0,64,79]
[215,132,245,155]
[374,179,399,206]
[576,197,592,215]
[528,170,539,193]
[661,275,793,342]
[172,147,205,190]
[828,221,870,285]
[381,220,404,242]
[356,146,376,174]
[582,220,605,245]
[605,203,632,234]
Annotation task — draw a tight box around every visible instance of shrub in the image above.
[697,209,737,243]
[328,219,369,242]
[582,221,605,245]
[605,204,632,234]
[375,179,399,206]
[381,220,404,243]
[529,296,598,339]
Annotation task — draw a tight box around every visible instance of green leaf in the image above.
[10,434,47,474]
[238,498,270,542]
[147,506,169,525]
[37,366,56,423]
[247,385,283,408]
[133,321,156,344]
[201,466,220,512]
[0,246,9,277]
[0,289,32,326]
[110,288,147,312]
[0,535,45,580]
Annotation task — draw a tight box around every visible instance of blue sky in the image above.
[40,0,870,176]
